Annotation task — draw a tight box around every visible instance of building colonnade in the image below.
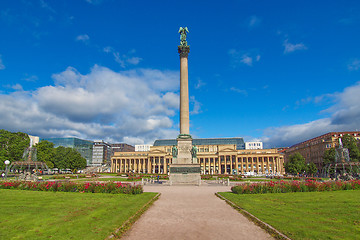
[111,152,284,175]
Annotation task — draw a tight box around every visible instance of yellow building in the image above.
[111,143,284,175]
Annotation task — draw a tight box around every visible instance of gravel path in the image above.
[121,184,273,240]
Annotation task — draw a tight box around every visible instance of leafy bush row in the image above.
[52,174,87,179]
[0,181,143,194]
[119,173,169,180]
[231,180,360,194]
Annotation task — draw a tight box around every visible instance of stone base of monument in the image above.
[169,164,201,185]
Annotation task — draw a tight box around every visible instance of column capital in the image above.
[178,45,190,58]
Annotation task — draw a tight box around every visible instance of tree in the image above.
[35,141,55,168]
[0,129,30,169]
[53,146,87,170]
[323,148,336,165]
[53,146,67,169]
[341,134,360,162]
[67,148,87,171]
[306,162,318,176]
[285,152,306,175]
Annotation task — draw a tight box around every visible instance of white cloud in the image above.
[195,79,206,89]
[162,92,179,109]
[241,55,253,66]
[228,49,260,67]
[247,15,262,28]
[262,81,360,147]
[0,65,180,145]
[11,84,23,91]
[230,87,247,96]
[127,57,142,65]
[283,39,307,54]
[348,59,360,71]
[0,55,5,70]
[190,96,202,115]
[85,0,104,4]
[22,75,38,82]
[39,0,56,13]
[103,46,142,68]
[76,34,90,42]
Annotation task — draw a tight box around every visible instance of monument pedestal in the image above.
[169,137,201,185]
[169,164,201,185]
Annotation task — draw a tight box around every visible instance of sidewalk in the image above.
[121,184,273,240]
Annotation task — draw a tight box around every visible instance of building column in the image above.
[261,157,265,174]
[205,158,208,175]
[266,157,269,174]
[217,157,221,174]
[235,157,239,175]
[147,158,150,174]
[229,156,232,175]
[219,156,223,174]
[274,157,277,174]
[210,158,214,175]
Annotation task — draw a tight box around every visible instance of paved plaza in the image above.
[121,184,273,240]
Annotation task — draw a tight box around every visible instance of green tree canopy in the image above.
[306,162,318,176]
[323,148,336,165]
[53,146,86,170]
[53,146,67,169]
[285,152,306,175]
[0,129,30,169]
[35,141,55,168]
[67,148,87,171]
[341,134,360,162]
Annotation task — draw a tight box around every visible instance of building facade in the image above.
[92,140,111,166]
[111,143,284,175]
[41,137,93,166]
[135,145,151,152]
[285,131,360,170]
[153,138,246,150]
[110,143,135,155]
[245,142,263,150]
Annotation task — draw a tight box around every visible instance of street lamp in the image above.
[4,160,10,180]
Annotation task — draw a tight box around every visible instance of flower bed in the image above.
[0,181,143,194]
[52,174,87,179]
[124,174,169,180]
[231,180,360,194]
[127,176,142,181]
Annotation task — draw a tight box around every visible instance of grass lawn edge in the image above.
[215,192,291,240]
[107,192,161,239]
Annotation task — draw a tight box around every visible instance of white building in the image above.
[135,145,151,152]
[245,142,263,150]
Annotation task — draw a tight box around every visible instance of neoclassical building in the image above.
[111,139,284,175]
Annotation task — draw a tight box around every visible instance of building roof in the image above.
[153,137,245,150]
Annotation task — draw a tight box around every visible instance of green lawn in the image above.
[219,190,360,240]
[0,189,157,240]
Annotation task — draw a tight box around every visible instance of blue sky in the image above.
[1,0,360,147]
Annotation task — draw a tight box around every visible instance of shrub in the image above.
[231,180,360,194]
[0,180,143,194]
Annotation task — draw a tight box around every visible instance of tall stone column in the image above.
[179,46,190,135]
[169,27,201,185]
